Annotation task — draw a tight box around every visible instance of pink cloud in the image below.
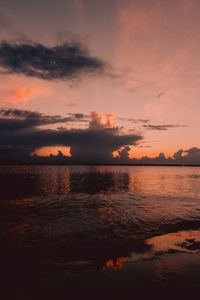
[1,86,39,104]
[0,75,53,105]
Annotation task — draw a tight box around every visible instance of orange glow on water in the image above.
[146,230,200,253]
[103,257,125,270]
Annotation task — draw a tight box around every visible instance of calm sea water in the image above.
[1,165,200,299]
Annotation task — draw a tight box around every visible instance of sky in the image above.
[0,0,200,164]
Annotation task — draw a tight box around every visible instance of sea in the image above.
[1,165,200,299]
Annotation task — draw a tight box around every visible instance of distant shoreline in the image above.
[1,163,200,167]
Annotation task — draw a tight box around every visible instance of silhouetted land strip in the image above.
[1,162,200,166]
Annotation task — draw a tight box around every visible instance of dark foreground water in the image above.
[1,165,200,299]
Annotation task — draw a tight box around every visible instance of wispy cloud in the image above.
[143,124,187,131]
[118,117,149,124]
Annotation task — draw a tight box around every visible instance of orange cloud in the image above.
[89,111,116,129]
[1,86,39,104]
[0,74,53,105]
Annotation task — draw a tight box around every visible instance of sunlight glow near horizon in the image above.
[33,146,72,157]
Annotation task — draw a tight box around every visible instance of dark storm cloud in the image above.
[68,129,142,163]
[0,109,88,130]
[116,146,131,161]
[0,128,142,163]
[1,108,197,165]
[0,42,105,80]
[0,109,143,163]
[143,124,187,131]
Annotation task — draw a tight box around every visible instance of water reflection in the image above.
[98,193,119,226]
[1,165,200,298]
[102,257,125,270]
[69,171,116,194]
[146,230,200,253]
[1,165,200,198]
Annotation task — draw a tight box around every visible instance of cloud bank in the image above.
[0,109,142,163]
[115,147,200,165]
[0,109,198,165]
[0,109,88,130]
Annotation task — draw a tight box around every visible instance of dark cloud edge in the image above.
[0,109,89,130]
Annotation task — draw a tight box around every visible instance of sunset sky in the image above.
[0,0,200,164]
